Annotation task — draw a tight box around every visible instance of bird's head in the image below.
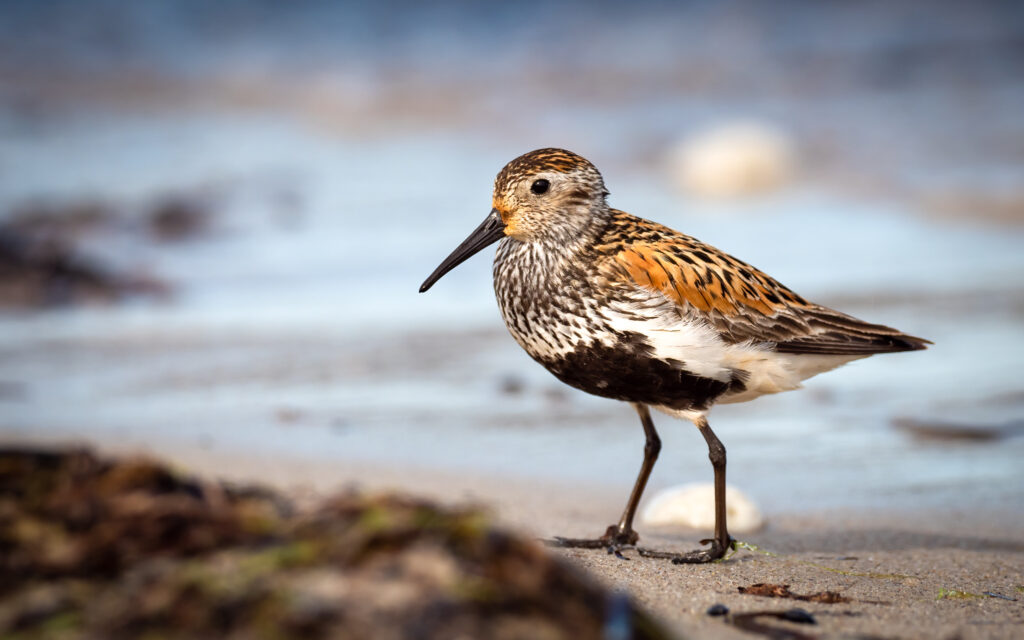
[491,148,608,242]
[420,148,607,292]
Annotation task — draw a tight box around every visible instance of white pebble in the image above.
[667,122,795,198]
[640,483,764,533]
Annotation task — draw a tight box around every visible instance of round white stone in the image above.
[640,483,764,533]
[667,122,795,198]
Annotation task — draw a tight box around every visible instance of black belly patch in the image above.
[539,338,745,412]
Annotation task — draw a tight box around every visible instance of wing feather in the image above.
[597,211,931,355]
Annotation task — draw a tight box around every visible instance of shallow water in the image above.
[1,1,1022,517]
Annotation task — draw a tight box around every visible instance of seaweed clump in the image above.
[0,447,672,640]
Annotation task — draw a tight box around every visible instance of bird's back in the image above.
[593,210,930,356]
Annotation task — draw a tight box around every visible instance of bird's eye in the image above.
[530,179,550,195]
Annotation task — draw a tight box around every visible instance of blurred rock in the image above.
[275,406,306,424]
[892,417,1022,443]
[6,199,116,238]
[641,483,764,533]
[0,226,169,308]
[668,122,796,198]
[0,198,181,309]
[0,447,674,640]
[147,196,211,241]
[920,187,1024,226]
[498,375,525,396]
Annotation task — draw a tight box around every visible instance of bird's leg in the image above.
[549,403,660,555]
[609,403,662,545]
[638,415,734,564]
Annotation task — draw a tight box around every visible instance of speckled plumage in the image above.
[489,149,927,415]
[421,148,929,562]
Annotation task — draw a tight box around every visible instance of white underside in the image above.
[599,295,864,422]
[716,347,863,404]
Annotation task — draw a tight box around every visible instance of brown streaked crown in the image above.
[492,148,609,242]
[495,148,601,192]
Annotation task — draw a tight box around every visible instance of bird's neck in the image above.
[532,201,612,255]
[497,214,608,275]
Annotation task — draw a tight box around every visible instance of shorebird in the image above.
[419,148,929,563]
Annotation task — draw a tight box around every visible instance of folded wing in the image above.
[598,212,930,355]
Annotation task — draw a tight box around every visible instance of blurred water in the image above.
[1,1,1022,516]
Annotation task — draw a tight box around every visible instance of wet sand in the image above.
[13,433,1023,640]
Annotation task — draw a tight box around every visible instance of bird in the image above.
[419,148,929,563]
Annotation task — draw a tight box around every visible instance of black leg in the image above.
[549,403,660,552]
[612,403,661,541]
[638,415,733,564]
[695,415,732,556]
[547,410,733,564]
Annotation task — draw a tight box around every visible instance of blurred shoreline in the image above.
[3,2,1023,224]
[8,430,1023,544]
[2,0,1023,536]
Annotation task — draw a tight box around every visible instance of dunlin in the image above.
[419,148,929,563]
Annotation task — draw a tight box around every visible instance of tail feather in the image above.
[774,306,931,355]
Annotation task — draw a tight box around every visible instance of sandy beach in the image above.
[11,433,1022,640]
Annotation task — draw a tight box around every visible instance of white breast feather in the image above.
[599,298,733,382]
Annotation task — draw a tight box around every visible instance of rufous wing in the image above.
[599,214,930,354]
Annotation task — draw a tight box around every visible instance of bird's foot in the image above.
[543,525,639,559]
[637,535,736,564]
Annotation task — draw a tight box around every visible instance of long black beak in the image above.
[419,209,506,293]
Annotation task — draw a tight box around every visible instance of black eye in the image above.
[530,179,550,195]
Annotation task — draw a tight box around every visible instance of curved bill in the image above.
[419,209,506,293]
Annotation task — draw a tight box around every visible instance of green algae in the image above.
[937,588,982,600]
